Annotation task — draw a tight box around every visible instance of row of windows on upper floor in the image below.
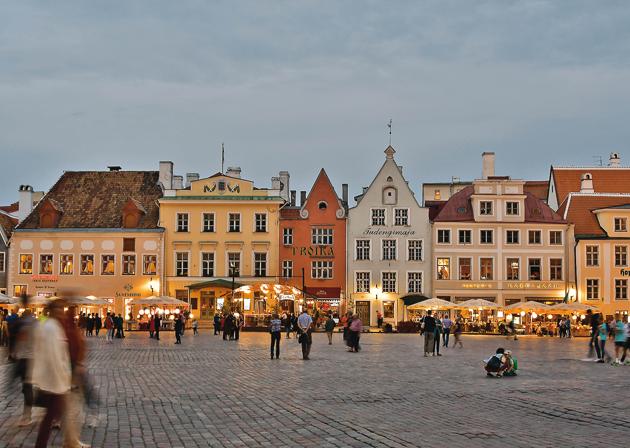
[585,278,629,301]
[435,229,564,245]
[16,253,157,276]
[583,245,630,268]
[435,257,564,282]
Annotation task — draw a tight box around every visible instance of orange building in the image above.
[279,169,347,317]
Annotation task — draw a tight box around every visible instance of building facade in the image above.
[159,165,287,321]
[8,170,164,315]
[0,211,17,295]
[347,146,431,327]
[279,169,347,316]
[433,153,572,308]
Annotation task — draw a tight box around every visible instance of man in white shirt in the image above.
[297,310,313,360]
[32,299,72,448]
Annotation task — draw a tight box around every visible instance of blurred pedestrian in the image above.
[213,313,220,336]
[349,313,362,352]
[269,313,282,359]
[174,315,183,344]
[433,316,443,356]
[192,318,199,335]
[453,318,463,348]
[149,315,155,338]
[105,313,114,343]
[154,313,161,341]
[94,314,101,336]
[13,309,36,426]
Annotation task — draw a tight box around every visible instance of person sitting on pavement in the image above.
[502,350,518,376]
[484,347,507,378]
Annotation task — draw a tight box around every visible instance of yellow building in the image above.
[159,166,287,322]
[9,169,164,316]
[560,189,630,318]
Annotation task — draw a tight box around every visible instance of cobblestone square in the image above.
[1,331,628,448]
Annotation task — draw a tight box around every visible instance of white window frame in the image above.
[201,212,215,233]
[101,254,116,276]
[527,257,542,281]
[254,213,268,233]
[121,254,136,276]
[142,254,158,276]
[200,252,215,277]
[282,260,293,279]
[381,271,397,293]
[176,212,189,232]
[312,227,333,245]
[371,208,386,226]
[311,260,333,279]
[355,239,371,261]
[382,239,397,261]
[59,253,74,276]
[355,271,371,293]
[528,230,542,245]
[80,254,95,276]
[505,230,520,245]
[549,230,563,246]
[586,278,600,300]
[614,245,628,267]
[479,257,494,281]
[480,201,493,216]
[283,228,293,246]
[228,212,241,233]
[506,257,520,281]
[614,278,628,300]
[585,245,599,267]
[458,229,472,245]
[394,208,409,226]
[39,253,54,275]
[175,251,190,277]
[614,217,628,232]
[436,257,451,280]
[253,252,268,277]
[549,258,563,281]
[407,239,423,261]
[505,201,519,216]
[437,229,451,244]
[407,271,423,294]
[480,229,493,245]
[226,252,242,277]
[457,256,472,281]
[18,253,33,275]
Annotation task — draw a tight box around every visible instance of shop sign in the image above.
[462,283,494,289]
[291,246,334,257]
[278,294,295,301]
[31,274,59,282]
[115,283,141,298]
[506,282,563,290]
[362,227,416,237]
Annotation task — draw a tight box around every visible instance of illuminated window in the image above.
[80,255,94,275]
[122,254,136,275]
[437,258,450,280]
[459,258,471,280]
[60,254,73,275]
[39,254,53,274]
[143,255,157,275]
[434,189,441,200]
[102,255,115,275]
[19,254,33,274]
[528,258,541,281]
[480,258,493,280]
[507,258,519,280]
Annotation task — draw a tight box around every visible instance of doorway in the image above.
[356,300,371,326]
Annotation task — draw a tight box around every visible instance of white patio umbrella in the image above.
[0,292,13,304]
[129,295,189,306]
[407,298,455,310]
[547,302,599,313]
[503,301,551,313]
[455,299,499,310]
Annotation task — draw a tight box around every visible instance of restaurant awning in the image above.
[304,287,341,300]
[186,279,244,290]
[400,294,432,306]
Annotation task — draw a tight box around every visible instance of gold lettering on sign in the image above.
[505,282,562,290]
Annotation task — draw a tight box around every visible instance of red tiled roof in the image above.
[0,202,18,214]
[424,200,446,221]
[563,194,630,236]
[434,185,565,223]
[280,207,301,219]
[18,171,162,229]
[551,168,630,206]
[523,181,549,202]
[0,212,18,239]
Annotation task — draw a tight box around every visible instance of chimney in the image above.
[18,185,34,223]
[580,173,594,193]
[279,171,290,202]
[609,152,621,167]
[342,184,348,204]
[108,166,121,172]
[159,161,173,190]
[482,152,495,179]
[300,191,307,206]
[186,172,199,187]
[172,175,184,190]
[290,190,296,206]
[226,167,241,178]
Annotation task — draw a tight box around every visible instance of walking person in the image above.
[620,320,630,365]
[174,315,183,344]
[612,313,627,365]
[297,309,313,360]
[442,314,452,347]
[597,316,610,363]
[94,314,101,336]
[223,313,233,341]
[324,313,336,345]
[13,309,36,426]
[149,315,155,339]
[32,300,72,448]
[234,313,243,340]
[433,316,443,356]
[452,318,463,348]
[192,318,199,335]
[283,313,292,339]
[376,310,383,329]
[213,313,220,336]
[154,313,161,341]
[105,312,114,343]
[421,310,436,357]
[349,313,362,352]
[586,309,601,360]
[269,313,282,359]
[341,311,351,344]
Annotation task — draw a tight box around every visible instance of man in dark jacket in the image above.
[174,316,183,344]
[154,314,162,341]
[421,311,436,357]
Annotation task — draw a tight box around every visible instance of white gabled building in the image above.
[346,146,431,327]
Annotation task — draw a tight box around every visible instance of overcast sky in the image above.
[2,0,630,205]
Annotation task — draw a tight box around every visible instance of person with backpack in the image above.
[484,347,507,377]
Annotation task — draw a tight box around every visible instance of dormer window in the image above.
[122,198,146,229]
[506,202,519,216]
[38,199,63,228]
[480,201,493,216]
[218,181,226,191]
[615,217,627,232]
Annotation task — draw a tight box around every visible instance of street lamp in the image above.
[229,262,239,310]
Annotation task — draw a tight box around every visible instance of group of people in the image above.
[419,311,463,357]
[340,312,362,352]
[589,310,630,365]
[268,309,323,360]
[76,313,103,337]
[212,312,244,341]
[484,347,518,377]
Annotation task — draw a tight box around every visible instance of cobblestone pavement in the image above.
[1,330,629,448]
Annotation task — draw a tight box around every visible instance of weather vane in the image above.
[387,119,392,146]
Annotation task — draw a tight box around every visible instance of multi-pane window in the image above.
[356,272,370,293]
[255,213,267,232]
[175,252,189,277]
[40,254,53,274]
[615,279,628,300]
[283,228,293,245]
[459,230,471,244]
[408,240,423,261]
[458,258,471,280]
[202,213,215,232]
[176,213,189,232]
[371,209,385,226]
[586,279,599,300]
[228,252,241,276]
[480,229,493,244]
[312,228,333,245]
[480,258,493,280]
[528,258,541,280]
[282,260,293,279]
[437,258,450,280]
[0,253,4,272]
[356,239,370,261]
[614,217,628,232]
[549,231,562,245]
[143,255,157,275]
[80,255,94,275]
[407,272,422,293]
[585,246,599,266]
[382,272,397,293]
[254,252,267,277]
[615,246,628,267]
[201,252,215,277]
[60,255,73,275]
[382,239,397,260]
[437,229,450,244]
[311,261,333,279]
[507,258,519,280]
[394,208,409,226]
[19,254,33,274]
[550,258,562,281]
[228,213,241,232]
[506,230,519,244]
[102,255,115,275]
[480,201,493,215]
[122,255,136,275]
[528,230,541,244]
[506,202,519,215]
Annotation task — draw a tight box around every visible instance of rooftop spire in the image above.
[385,145,396,159]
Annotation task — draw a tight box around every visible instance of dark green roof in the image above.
[187,279,244,290]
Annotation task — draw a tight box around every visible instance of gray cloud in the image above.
[2,0,630,204]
